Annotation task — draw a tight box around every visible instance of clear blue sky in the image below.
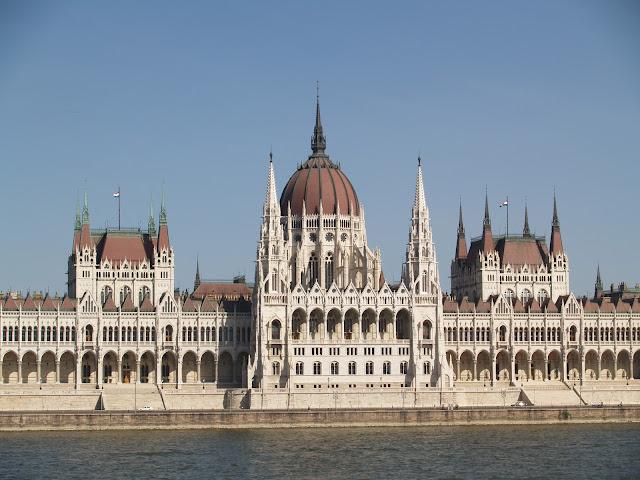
[1,0,639,296]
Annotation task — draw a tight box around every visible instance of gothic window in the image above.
[324,252,334,288]
[348,362,356,375]
[423,320,432,340]
[365,361,374,375]
[308,253,319,286]
[330,362,339,375]
[400,361,408,375]
[424,362,431,375]
[101,286,113,305]
[165,325,173,342]
[313,362,321,375]
[422,271,428,293]
[271,320,281,340]
[85,325,93,342]
[499,325,507,342]
[569,325,577,342]
[271,270,278,293]
[383,361,391,375]
[272,362,280,375]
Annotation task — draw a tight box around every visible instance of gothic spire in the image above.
[159,190,167,225]
[483,190,491,230]
[596,264,602,290]
[148,198,156,236]
[413,156,427,212]
[550,192,564,254]
[552,191,560,229]
[455,200,467,261]
[266,152,278,208]
[480,190,494,252]
[194,256,201,290]
[523,203,531,237]
[74,194,81,230]
[311,85,326,156]
[82,191,90,225]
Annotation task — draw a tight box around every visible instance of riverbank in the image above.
[1,405,639,431]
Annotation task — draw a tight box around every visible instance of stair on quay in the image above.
[519,383,583,406]
[101,384,166,411]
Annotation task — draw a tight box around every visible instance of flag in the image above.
[499,200,508,207]
[113,191,120,198]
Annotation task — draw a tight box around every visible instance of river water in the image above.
[1,424,639,479]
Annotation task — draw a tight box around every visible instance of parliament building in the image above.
[1,100,639,410]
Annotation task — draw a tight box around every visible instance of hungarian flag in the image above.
[113,191,120,198]
[499,199,508,207]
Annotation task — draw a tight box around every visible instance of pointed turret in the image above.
[310,91,326,156]
[148,199,156,236]
[264,152,280,216]
[455,201,467,261]
[549,192,563,254]
[595,264,603,299]
[413,156,427,212]
[480,191,493,252]
[79,192,93,250]
[523,204,531,237]
[157,191,170,252]
[194,256,201,291]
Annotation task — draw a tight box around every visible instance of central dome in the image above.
[279,100,360,217]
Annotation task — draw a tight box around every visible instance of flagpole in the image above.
[506,195,509,237]
[118,186,121,230]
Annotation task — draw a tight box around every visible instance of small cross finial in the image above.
[316,80,319,102]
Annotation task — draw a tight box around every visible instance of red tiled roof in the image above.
[3,296,19,311]
[476,299,491,313]
[41,294,57,311]
[443,298,458,313]
[632,298,640,313]
[139,294,155,312]
[157,224,170,252]
[121,293,135,312]
[192,282,252,300]
[102,294,117,312]
[22,295,37,311]
[60,296,76,311]
[529,299,542,313]
[599,299,615,314]
[200,297,218,312]
[545,298,559,313]
[182,297,198,312]
[459,297,475,313]
[95,232,155,266]
[615,299,631,313]
[280,156,360,216]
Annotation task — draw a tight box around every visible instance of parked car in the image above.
[511,401,527,407]
[139,405,152,411]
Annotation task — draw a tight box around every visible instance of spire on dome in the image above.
[311,83,326,156]
[523,203,531,237]
[414,156,427,212]
[455,200,467,261]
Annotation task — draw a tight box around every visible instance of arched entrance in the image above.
[161,351,177,384]
[201,351,215,383]
[21,351,37,384]
[121,351,136,384]
[634,351,640,380]
[585,350,598,380]
[81,351,97,384]
[103,351,118,384]
[548,350,561,381]
[40,351,56,383]
[344,308,359,340]
[617,350,630,380]
[601,350,614,380]
[218,351,234,384]
[531,350,545,381]
[2,351,18,384]
[59,351,75,384]
[566,350,580,381]
[309,308,324,341]
[460,350,474,381]
[496,350,510,382]
[139,351,155,384]
[326,309,342,340]
[515,350,528,382]
[476,350,491,382]
[395,309,411,340]
[378,309,393,340]
[182,351,197,383]
[291,308,307,340]
[361,309,376,340]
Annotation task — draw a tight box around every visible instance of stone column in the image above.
[491,356,496,386]
[613,355,618,380]
[55,360,60,384]
[543,358,548,382]
[597,354,602,380]
[455,353,460,382]
[196,359,202,384]
[527,357,532,383]
[36,360,41,384]
[472,358,477,381]
[156,355,162,386]
[97,355,103,387]
[76,357,82,387]
[17,361,22,384]
[135,357,141,384]
[177,358,183,388]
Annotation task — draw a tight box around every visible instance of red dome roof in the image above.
[280,156,360,216]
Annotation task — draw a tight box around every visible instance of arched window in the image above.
[383,361,391,375]
[120,286,131,304]
[569,325,577,342]
[101,286,113,305]
[295,362,304,375]
[271,320,281,340]
[424,362,431,374]
[330,362,339,375]
[85,325,93,342]
[499,325,507,342]
[537,289,549,303]
[365,361,374,375]
[165,325,173,342]
[422,271,428,293]
[423,320,432,340]
[348,362,356,375]
[324,252,334,288]
[400,361,408,374]
[271,269,278,293]
[313,362,321,375]
[308,253,318,286]
[272,362,280,375]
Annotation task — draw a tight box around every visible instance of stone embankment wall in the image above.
[0,406,639,431]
